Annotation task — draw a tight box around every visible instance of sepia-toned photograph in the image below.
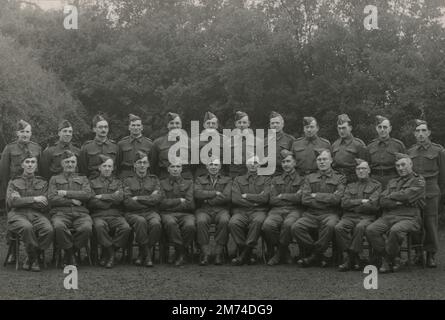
[0,0,444,304]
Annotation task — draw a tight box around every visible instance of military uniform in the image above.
[123,174,163,248]
[48,173,93,250]
[291,136,331,175]
[89,176,130,250]
[332,135,368,183]
[151,134,193,179]
[194,173,231,256]
[6,175,53,255]
[229,173,271,250]
[193,133,227,178]
[117,135,153,178]
[264,131,295,176]
[79,138,119,179]
[292,170,346,256]
[366,172,425,259]
[335,178,381,255]
[227,129,260,178]
[40,141,80,180]
[367,137,406,188]
[262,169,303,249]
[159,176,195,249]
[0,141,41,200]
[407,141,445,254]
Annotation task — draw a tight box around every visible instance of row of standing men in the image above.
[1,111,443,271]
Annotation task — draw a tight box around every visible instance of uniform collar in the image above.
[319,169,333,178]
[377,136,390,145]
[21,173,35,180]
[304,135,318,144]
[130,134,142,143]
[99,175,113,183]
[57,141,71,149]
[169,175,183,184]
[417,140,432,150]
[283,169,296,179]
[94,137,109,145]
[340,135,353,145]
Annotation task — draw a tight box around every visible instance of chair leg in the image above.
[3,242,12,267]
[407,234,412,266]
[15,238,20,271]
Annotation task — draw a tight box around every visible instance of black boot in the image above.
[175,245,185,267]
[105,246,115,269]
[427,252,437,268]
[134,245,147,266]
[338,252,352,272]
[145,247,153,267]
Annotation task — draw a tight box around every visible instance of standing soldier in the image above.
[407,119,445,267]
[366,153,425,273]
[194,157,231,265]
[193,111,227,178]
[117,114,153,179]
[40,120,80,181]
[159,158,195,266]
[79,114,118,179]
[292,149,346,267]
[49,150,93,267]
[0,120,41,202]
[228,111,256,178]
[89,155,131,269]
[367,115,405,188]
[229,155,271,266]
[291,117,331,176]
[262,150,304,266]
[6,151,53,271]
[264,111,295,176]
[335,159,381,271]
[332,114,368,183]
[151,112,193,180]
[123,151,163,267]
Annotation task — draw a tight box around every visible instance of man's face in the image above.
[396,158,413,177]
[270,116,284,133]
[21,157,37,175]
[99,159,114,177]
[207,162,221,175]
[129,120,143,137]
[316,151,332,171]
[246,160,259,172]
[376,120,391,139]
[134,157,149,176]
[58,127,73,144]
[281,156,296,172]
[337,122,352,138]
[94,120,109,138]
[204,118,218,131]
[62,156,77,173]
[17,125,32,142]
[235,116,250,131]
[356,163,370,179]
[414,124,431,143]
[168,163,183,177]
[167,117,182,131]
[304,121,319,138]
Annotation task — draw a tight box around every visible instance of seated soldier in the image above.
[366,153,425,273]
[6,151,53,272]
[88,155,131,268]
[229,155,271,266]
[335,159,381,271]
[123,151,163,267]
[159,158,195,267]
[48,150,93,267]
[194,157,231,266]
[292,149,346,267]
[262,150,304,266]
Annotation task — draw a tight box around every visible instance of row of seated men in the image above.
[6,144,426,275]
[0,110,442,272]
